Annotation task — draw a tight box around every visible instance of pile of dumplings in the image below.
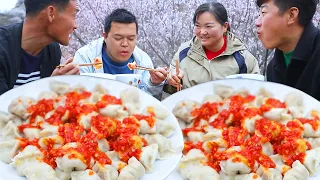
[173,84,320,180]
[0,81,177,180]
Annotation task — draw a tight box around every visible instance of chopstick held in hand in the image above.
[176,60,181,92]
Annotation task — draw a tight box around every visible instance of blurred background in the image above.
[1,0,319,74]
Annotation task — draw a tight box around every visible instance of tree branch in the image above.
[72,30,87,46]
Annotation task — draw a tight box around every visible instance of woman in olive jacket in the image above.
[165,2,260,93]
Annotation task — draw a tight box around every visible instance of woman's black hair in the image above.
[193,2,230,31]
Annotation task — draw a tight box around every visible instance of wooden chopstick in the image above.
[56,62,102,68]
[176,60,181,92]
[135,65,159,72]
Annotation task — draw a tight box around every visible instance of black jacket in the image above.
[0,22,61,95]
[267,23,320,101]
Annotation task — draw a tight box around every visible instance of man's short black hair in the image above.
[24,0,71,16]
[104,8,138,34]
[256,0,319,27]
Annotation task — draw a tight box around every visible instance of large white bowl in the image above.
[0,75,183,180]
[162,79,320,180]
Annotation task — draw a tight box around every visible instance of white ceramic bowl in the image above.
[162,79,320,180]
[226,74,265,81]
[0,75,183,180]
[81,73,116,80]
[115,74,142,87]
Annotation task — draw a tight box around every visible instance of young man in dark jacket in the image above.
[256,0,320,100]
[0,0,80,95]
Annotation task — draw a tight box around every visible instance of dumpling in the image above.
[283,160,309,180]
[69,84,86,93]
[9,114,23,126]
[203,138,228,151]
[120,88,139,106]
[288,107,303,119]
[155,119,175,137]
[39,135,64,149]
[242,115,261,134]
[177,118,187,129]
[118,157,145,180]
[203,94,223,103]
[23,127,41,140]
[8,96,36,119]
[306,109,320,119]
[172,99,199,123]
[214,84,234,99]
[235,173,262,180]
[284,92,304,112]
[302,120,320,138]
[49,81,70,95]
[220,153,254,176]
[78,112,98,131]
[256,166,282,180]
[143,134,176,159]
[263,108,287,122]
[54,96,67,108]
[204,127,223,135]
[120,88,140,115]
[10,145,44,176]
[143,105,170,120]
[184,165,220,180]
[1,121,22,140]
[187,131,205,143]
[178,149,207,179]
[92,162,118,180]
[304,137,320,148]
[0,111,10,129]
[303,147,320,176]
[55,168,72,180]
[257,88,273,98]
[233,87,250,97]
[39,124,59,137]
[139,144,158,173]
[55,150,87,172]
[98,138,110,152]
[139,119,156,134]
[93,84,109,95]
[23,161,59,180]
[99,104,128,120]
[38,91,58,100]
[106,151,127,170]
[262,142,274,156]
[0,139,21,163]
[270,154,291,174]
[219,171,235,180]
[71,169,100,180]
[279,112,293,125]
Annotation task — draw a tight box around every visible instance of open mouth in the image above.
[200,36,210,41]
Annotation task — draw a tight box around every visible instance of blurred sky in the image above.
[0,0,18,13]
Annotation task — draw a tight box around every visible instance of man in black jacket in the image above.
[0,0,80,95]
[256,0,320,100]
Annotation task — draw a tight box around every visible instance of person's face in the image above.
[194,12,228,48]
[103,22,137,63]
[255,0,291,49]
[47,0,79,46]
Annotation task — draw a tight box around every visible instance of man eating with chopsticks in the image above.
[0,0,80,95]
[74,8,168,100]
[256,0,320,100]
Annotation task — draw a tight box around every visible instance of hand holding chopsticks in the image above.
[175,60,182,92]
[127,62,160,72]
[166,60,184,92]
[56,58,103,69]
[51,57,80,76]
